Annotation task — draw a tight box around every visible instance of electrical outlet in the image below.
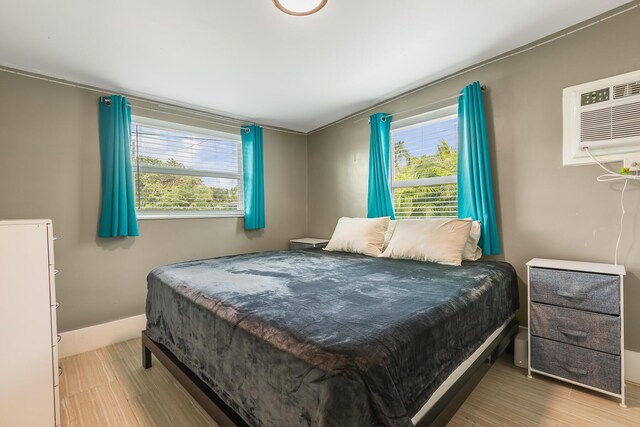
[623,156,640,172]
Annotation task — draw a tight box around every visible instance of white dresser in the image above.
[0,220,60,426]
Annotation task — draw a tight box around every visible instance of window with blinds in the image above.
[130,119,243,218]
[391,107,458,218]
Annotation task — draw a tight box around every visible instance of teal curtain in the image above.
[241,125,265,230]
[367,113,395,219]
[457,82,499,254]
[98,95,139,238]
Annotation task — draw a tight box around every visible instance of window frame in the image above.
[389,104,459,217]
[131,116,244,220]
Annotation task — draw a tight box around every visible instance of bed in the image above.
[142,249,519,426]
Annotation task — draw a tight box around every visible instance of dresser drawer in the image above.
[530,267,619,315]
[531,336,620,394]
[530,303,620,354]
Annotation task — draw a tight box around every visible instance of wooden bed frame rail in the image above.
[142,319,518,427]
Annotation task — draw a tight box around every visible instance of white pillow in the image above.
[382,220,397,251]
[324,216,391,257]
[462,220,483,261]
[379,218,472,266]
[383,219,482,260]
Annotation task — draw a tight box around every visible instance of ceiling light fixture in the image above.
[273,0,328,16]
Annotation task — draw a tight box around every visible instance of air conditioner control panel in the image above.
[581,88,610,106]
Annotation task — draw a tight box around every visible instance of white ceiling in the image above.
[0,0,630,133]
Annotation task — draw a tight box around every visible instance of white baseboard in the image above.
[58,314,146,358]
[625,350,640,384]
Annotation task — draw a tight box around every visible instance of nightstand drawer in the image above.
[290,238,329,250]
[530,267,619,315]
[290,242,327,250]
[530,303,620,355]
[531,336,620,394]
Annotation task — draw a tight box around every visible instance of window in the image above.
[390,106,458,218]
[130,117,243,218]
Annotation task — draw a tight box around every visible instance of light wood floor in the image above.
[60,338,640,426]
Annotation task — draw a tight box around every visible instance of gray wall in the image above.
[0,71,308,332]
[307,7,640,351]
[1,5,639,353]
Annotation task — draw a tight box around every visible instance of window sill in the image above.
[137,212,245,220]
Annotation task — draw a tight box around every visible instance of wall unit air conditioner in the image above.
[563,69,640,166]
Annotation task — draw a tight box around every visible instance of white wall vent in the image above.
[613,81,640,99]
[563,70,640,166]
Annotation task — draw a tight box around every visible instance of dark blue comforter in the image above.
[146,249,518,426]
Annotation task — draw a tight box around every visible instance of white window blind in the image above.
[391,107,458,218]
[130,119,243,218]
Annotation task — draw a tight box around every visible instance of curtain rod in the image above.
[100,96,246,131]
[310,3,639,134]
[1,67,305,135]
[355,86,485,124]
[134,105,248,131]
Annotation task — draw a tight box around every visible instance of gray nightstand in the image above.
[526,258,626,407]
[289,238,329,250]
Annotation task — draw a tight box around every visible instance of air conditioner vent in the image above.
[613,81,640,99]
[580,101,640,143]
[612,101,640,139]
[580,108,611,142]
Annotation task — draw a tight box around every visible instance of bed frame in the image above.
[141,318,517,427]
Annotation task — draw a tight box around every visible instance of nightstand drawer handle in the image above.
[555,290,587,300]
[558,328,588,339]
[561,365,588,376]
